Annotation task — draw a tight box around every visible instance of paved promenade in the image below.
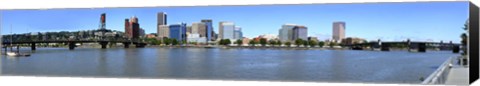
[445,63,469,85]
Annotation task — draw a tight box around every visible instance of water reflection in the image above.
[1,48,456,83]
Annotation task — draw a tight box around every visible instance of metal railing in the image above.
[421,56,459,84]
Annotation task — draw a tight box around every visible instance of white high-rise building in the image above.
[219,21,235,40]
[279,24,298,42]
[333,21,346,42]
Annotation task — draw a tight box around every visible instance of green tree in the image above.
[276,40,282,46]
[259,38,267,46]
[153,39,162,45]
[318,41,325,48]
[269,40,276,46]
[329,42,338,48]
[285,42,291,47]
[249,40,256,46]
[218,39,223,45]
[189,42,197,45]
[145,38,156,45]
[163,37,171,45]
[461,20,468,55]
[171,39,179,45]
[235,39,243,46]
[224,39,231,46]
[182,40,187,45]
[303,41,308,47]
[309,40,318,47]
[295,39,304,47]
[219,39,231,46]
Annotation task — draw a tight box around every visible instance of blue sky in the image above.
[0,1,469,43]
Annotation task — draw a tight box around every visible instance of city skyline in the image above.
[0,2,469,43]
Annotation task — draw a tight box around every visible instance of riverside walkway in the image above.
[422,55,469,85]
[445,56,469,85]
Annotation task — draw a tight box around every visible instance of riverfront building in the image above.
[308,37,319,42]
[187,26,192,34]
[234,26,243,40]
[157,25,169,38]
[124,19,132,39]
[192,22,206,36]
[169,23,187,43]
[124,16,141,39]
[157,12,167,25]
[187,34,207,43]
[258,34,278,40]
[219,21,236,40]
[333,21,346,43]
[189,22,208,43]
[242,38,250,46]
[201,19,214,41]
[139,28,145,38]
[279,24,306,42]
[131,17,141,39]
[157,12,167,39]
[293,25,308,40]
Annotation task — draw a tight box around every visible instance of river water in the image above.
[1,47,458,84]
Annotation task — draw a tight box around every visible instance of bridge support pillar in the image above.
[418,43,426,52]
[452,45,460,53]
[4,45,7,52]
[99,42,108,49]
[381,43,390,51]
[31,43,36,50]
[135,43,146,48]
[123,42,131,48]
[68,42,76,50]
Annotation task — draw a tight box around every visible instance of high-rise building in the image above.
[187,26,192,34]
[219,21,235,40]
[201,19,214,41]
[125,19,132,39]
[333,21,346,42]
[192,22,205,35]
[130,16,140,39]
[169,23,187,43]
[157,25,169,38]
[139,28,145,37]
[157,12,167,39]
[293,25,308,40]
[234,26,243,40]
[157,12,167,25]
[100,13,106,29]
[279,24,296,42]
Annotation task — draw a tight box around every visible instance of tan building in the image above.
[308,37,319,42]
[157,25,169,38]
[146,34,156,38]
[332,21,346,43]
[242,38,250,46]
[192,22,206,36]
[187,26,192,34]
[157,12,167,39]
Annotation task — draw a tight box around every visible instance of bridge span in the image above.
[2,39,147,50]
[345,40,461,53]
